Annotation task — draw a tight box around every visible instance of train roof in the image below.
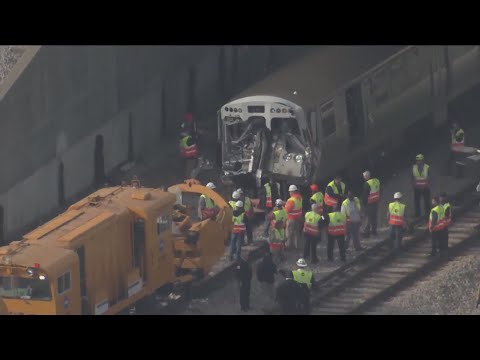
[232,45,407,110]
[0,241,76,275]
[20,186,176,250]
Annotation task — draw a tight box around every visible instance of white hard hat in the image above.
[235,200,244,208]
[394,192,402,199]
[232,191,240,200]
[206,182,216,190]
[275,199,284,206]
[296,258,308,268]
[236,188,244,194]
[289,184,298,192]
[363,170,370,178]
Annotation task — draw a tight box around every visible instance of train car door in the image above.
[345,83,366,150]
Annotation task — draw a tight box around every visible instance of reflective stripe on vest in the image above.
[324,181,346,207]
[367,178,380,204]
[292,269,313,289]
[442,202,452,227]
[180,136,199,158]
[413,164,430,188]
[388,201,406,226]
[429,205,445,232]
[327,212,346,236]
[310,192,324,214]
[264,183,272,208]
[200,195,215,218]
[286,196,303,220]
[232,213,246,234]
[341,197,361,225]
[303,211,321,236]
[451,128,465,151]
[271,209,286,242]
[229,200,237,211]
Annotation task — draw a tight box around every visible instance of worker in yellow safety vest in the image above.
[179,123,199,178]
[269,199,287,263]
[448,122,466,176]
[429,196,445,257]
[439,192,450,252]
[284,184,303,250]
[237,188,253,245]
[261,178,280,239]
[341,191,363,251]
[388,192,407,250]
[324,203,347,262]
[229,191,241,210]
[230,200,246,261]
[292,258,315,292]
[309,184,324,215]
[361,171,380,237]
[412,154,431,218]
[199,182,218,220]
[324,175,346,214]
[302,204,322,263]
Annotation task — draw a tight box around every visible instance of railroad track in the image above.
[310,188,480,315]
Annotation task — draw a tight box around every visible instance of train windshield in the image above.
[0,275,52,301]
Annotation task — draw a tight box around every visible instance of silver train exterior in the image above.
[217,45,480,189]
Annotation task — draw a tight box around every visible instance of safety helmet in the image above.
[394,192,402,199]
[296,258,308,268]
[206,182,216,190]
[289,185,298,192]
[275,199,284,206]
[363,170,371,178]
[232,191,240,200]
[184,113,193,122]
[235,200,244,208]
[310,184,318,192]
[416,154,424,161]
[236,188,244,195]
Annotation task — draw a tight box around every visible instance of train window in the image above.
[0,275,52,301]
[271,118,300,135]
[57,272,71,295]
[322,114,336,137]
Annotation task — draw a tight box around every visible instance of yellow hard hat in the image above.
[416,154,424,161]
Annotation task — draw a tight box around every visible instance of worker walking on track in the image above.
[324,175,347,214]
[324,203,347,262]
[269,199,287,263]
[412,154,431,218]
[387,192,407,250]
[235,254,252,312]
[237,188,254,245]
[260,177,280,239]
[285,185,303,250]
[429,196,445,256]
[341,190,363,251]
[275,269,309,315]
[291,259,314,314]
[199,182,219,220]
[179,125,199,179]
[230,200,246,261]
[362,171,380,237]
[439,192,451,252]
[303,204,322,263]
[449,122,465,175]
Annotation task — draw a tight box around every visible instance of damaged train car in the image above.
[217,45,480,195]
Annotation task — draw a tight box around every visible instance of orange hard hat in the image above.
[310,184,318,192]
[184,113,193,122]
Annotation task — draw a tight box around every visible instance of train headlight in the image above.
[224,107,229,112]
[295,154,303,163]
[276,108,281,113]
[284,153,294,161]
[282,108,287,113]
[238,108,242,113]
[270,108,275,113]
[234,108,237,112]
[39,274,46,281]
[229,108,233,112]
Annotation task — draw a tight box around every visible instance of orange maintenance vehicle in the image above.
[0,179,232,315]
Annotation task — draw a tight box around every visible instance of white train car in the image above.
[217,45,480,193]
